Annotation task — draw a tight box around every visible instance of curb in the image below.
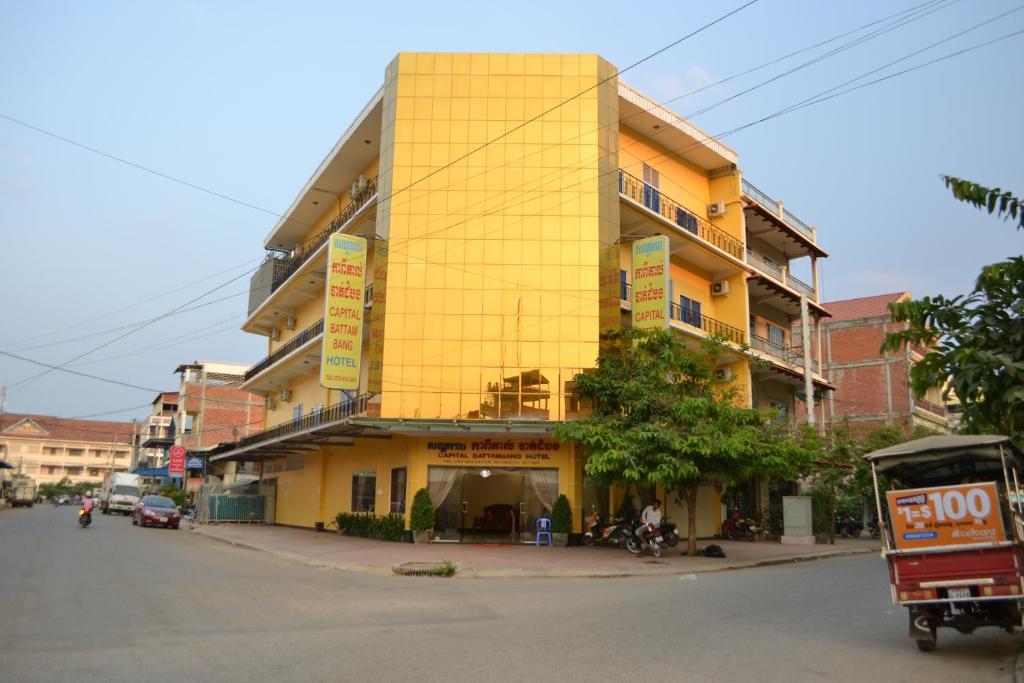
[189,527,876,579]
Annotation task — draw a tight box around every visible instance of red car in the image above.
[132,495,181,529]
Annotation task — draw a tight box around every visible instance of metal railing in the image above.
[915,398,947,416]
[620,281,631,301]
[620,170,744,260]
[364,282,374,307]
[746,249,784,281]
[750,335,820,373]
[236,393,373,449]
[244,318,324,381]
[741,178,815,242]
[787,273,815,299]
[248,175,379,314]
[669,302,745,345]
[746,249,817,300]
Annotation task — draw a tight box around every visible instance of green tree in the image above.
[550,494,572,534]
[883,176,1023,446]
[555,329,814,555]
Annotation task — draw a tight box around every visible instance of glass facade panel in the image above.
[373,53,620,420]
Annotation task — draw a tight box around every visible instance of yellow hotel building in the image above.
[213,53,831,540]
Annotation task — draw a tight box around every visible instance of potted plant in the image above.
[410,488,435,544]
[550,494,572,547]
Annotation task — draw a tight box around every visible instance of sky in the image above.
[1,0,1021,422]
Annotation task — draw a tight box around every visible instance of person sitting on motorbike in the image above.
[637,499,663,549]
[80,493,95,514]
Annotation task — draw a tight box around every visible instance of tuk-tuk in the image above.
[865,434,1024,651]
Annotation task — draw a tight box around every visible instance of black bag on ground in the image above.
[698,544,726,558]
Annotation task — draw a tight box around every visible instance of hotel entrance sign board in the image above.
[321,234,367,390]
[631,235,669,331]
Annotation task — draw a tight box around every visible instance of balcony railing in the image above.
[746,249,817,300]
[619,170,744,260]
[669,302,745,345]
[750,334,820,373]
[244,318,324,382]
[249,175,379,315]
[620,281,631,301]
[741,178,815,242]
[915,398,947,417]
[236,393,373,449]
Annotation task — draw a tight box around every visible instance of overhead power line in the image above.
[0,350,162,392]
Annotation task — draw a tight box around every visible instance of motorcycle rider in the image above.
[637,499,663,551]
[80,492,95,516]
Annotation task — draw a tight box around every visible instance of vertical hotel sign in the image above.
[631,236,669,330]
[321,234,367,390]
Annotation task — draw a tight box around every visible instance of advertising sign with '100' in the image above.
[887,481,1005,550]
[321,234,366,390]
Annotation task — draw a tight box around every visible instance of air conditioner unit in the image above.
[285,316,297,330]
[714,367,734,382]
[708,201,726,218]
[711,280,731,297]
[266,398,277,410]
[281,389,293,402]
[350,175,368,197]
[270,328,280,341]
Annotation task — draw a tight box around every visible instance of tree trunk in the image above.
[828,484,836,545]
[684,483,699,556]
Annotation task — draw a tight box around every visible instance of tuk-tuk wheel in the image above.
[914,622,937,652]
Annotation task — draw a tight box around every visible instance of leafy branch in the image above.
[942,175,1023,229]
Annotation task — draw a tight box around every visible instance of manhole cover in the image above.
[393,561,457,577]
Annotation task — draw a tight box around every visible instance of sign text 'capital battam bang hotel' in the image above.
[215,53,832,540]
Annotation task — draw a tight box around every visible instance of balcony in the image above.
[669,302,746,345]
[209,394,374,462]
[246,175,378,323]
[746,249,817,301]
[915,398,947,417]
[241,319,324,393]
[741,179,816,242]
[750,334,819,374]
[619,170,744,262]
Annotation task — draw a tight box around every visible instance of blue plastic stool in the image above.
[535,517,553,547]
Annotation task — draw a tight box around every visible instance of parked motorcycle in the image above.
[867,519,881,539]
[721,514,762,541]
[583,516,633,548]
[659,521,680,547]
[835,515,863,538]
[626,522,666,557]
[78,508,92,528]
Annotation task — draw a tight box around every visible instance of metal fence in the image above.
[191,479,276,525]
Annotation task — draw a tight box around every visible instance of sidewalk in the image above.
[188,523,879,578]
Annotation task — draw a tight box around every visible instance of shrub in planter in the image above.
[410,488,435,543]
[551,494,572,546]
[334,512,405,542]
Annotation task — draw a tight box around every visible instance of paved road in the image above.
[1,506,1020,682]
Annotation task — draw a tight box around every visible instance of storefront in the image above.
[210,417,720,541]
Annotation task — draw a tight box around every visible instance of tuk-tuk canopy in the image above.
[864,434,1022,484]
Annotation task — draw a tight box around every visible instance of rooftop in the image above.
[821,292,911,323]
[0,413,135,444]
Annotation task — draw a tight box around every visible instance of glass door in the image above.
[431,467,464,543]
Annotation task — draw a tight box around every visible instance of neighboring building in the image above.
[796,291,951,435]
[213,53,831,540]
[174,361,265,491]
[0,413,134,486]
[133,391,179,470]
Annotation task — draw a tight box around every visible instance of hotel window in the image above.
[91,449,103,457]
[679,296,702,328]
[619,269,628,300]
[351,470,376,513]
[390,468,407,514]
[43,446,61,455]
[766,322,786,349]
[114,451,127,460]
[67,448,84,457]
[642,163,660,213]
[769,401,790,425]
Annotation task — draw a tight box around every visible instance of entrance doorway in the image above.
[430,467,557,543]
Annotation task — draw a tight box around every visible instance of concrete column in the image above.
[811,256,820,303]
[800,296,815,428]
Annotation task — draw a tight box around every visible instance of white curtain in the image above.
[527,469,559,512]
[428,468,460,509]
